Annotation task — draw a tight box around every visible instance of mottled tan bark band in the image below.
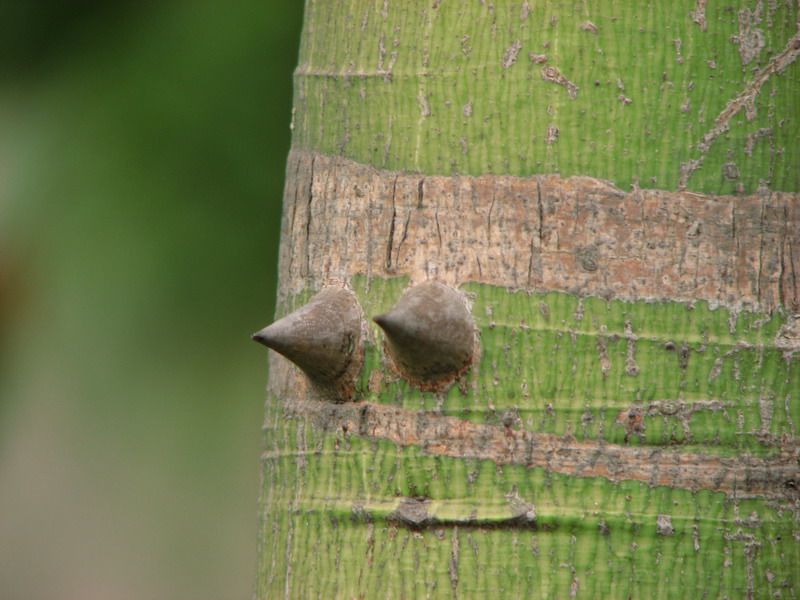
[277,396,799,503]
[278,150,799,313]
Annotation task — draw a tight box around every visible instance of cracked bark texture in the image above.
[278,150,799,313]
[256,1,800,598]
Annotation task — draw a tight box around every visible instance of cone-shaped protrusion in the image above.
[252,286,362,398]
[373,282,475,387]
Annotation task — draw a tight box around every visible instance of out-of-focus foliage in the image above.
[0,1,303,598]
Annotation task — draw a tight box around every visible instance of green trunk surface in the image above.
[257,1,799,598]
[257,281,799,599]
[292,0,799,194]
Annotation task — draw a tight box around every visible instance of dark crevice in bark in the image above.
[387,513,542,531]
[303,156,316,278]
[397,212,411,263]
[385,175,398,271]
[487,185,496,246]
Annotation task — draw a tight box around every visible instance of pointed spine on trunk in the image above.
[252,286,363,401]
[373,282,476,390]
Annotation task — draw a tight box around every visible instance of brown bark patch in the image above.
[278,150,800,313]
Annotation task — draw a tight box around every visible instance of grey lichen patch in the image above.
[616,405,645,441]
[690,0,708,31]
[744,128,772,157]
[673,39,684,64]
[419,93,431,118]
[775,315,800,355]
[519,1,531,21]
[734,4,766,66]
[708,357,724,382]
[596,335,611,375]
[723,162,741,180]
[539,301,549,320]
[541,66,579,99]
[570,578,579,597]
[679,158,704,189]
[449,527,459,592]
[376,33,398,82]
[459,34,471,55]
[758,391,775,436]
[624,321,640,376]
[502,40,523,69]
[656,514,675,536]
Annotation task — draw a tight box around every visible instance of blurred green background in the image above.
[0,1,304,598]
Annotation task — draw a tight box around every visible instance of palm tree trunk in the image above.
[256,1,800,598]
